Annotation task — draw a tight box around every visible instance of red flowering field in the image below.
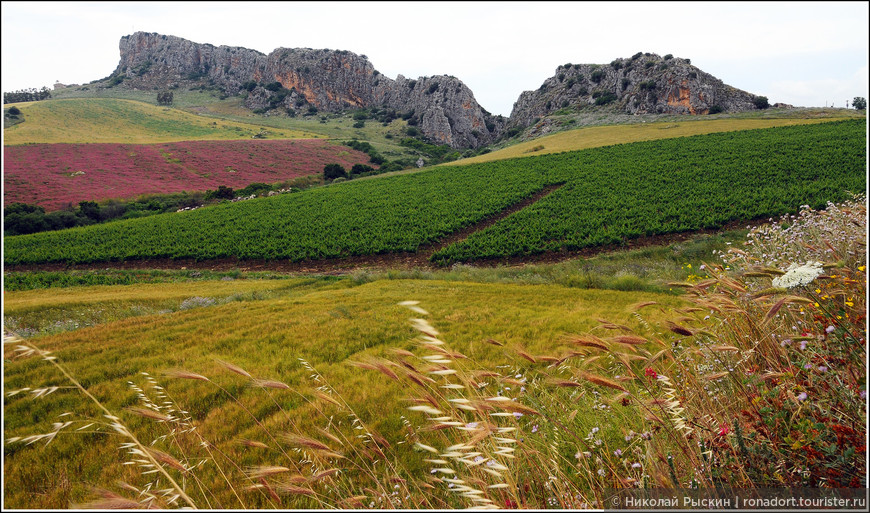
[3,139,373,210]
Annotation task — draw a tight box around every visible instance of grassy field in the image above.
[454,115,858,166]
[46,87,427,161]
[4,195,865,507]
[2,276,683,508]
[2,98,321,145]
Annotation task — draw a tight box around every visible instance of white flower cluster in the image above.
[771,261,824,289]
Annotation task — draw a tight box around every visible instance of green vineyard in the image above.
[4,119,865,266]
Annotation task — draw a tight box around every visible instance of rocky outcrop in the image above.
[114,32,503,148]
[509,52,763,128]
[113,35,769,149]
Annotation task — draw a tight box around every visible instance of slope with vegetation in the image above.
[3,139,374,212]
[5,119,865,267]
[2,98,319,145]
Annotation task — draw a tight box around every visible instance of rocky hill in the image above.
[111,34,768,149]
[509,52,764,128]
[114,32,503,148]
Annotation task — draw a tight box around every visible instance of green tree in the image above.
[752,96,769,110]
[157,91,174,106]
[853,97,867,110]
[323,163,347,181]
[77,201,101,222]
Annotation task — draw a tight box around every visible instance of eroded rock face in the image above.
[115,35,768,149]
[509,53,762,128]
[115,32,502,148]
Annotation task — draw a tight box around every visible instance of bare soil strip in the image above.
[6,186,769,275]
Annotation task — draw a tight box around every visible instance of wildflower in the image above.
[465,422,478,429]
[591,427,599,434]
[513,412,523,418]
[631,463,642,469]
[799,340,808,351]
[804,363,813,370]
[797,392,808,401]
[644,367,658,379]
[717,423,730,436]
[860,390,866,400]
[771,261,824,289]
[817,366,827,373]
[531,425,538,433]
[614,449,622,457]
[826,325,836,334]
[597,468,605,477]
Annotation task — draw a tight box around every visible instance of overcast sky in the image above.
[2,1,868,116]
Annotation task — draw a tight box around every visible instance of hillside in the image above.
[6,120,865,268]
[2,98,319,145]
[3,139,373,211]
[452,115,855,166]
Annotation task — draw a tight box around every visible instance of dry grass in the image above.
[454,117,852,166]
[3,197,864,508]
[3,98,320,145]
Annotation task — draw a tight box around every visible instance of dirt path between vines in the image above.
[6,183,770,275]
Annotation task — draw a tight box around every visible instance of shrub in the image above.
[350,164,374,176]
[852,96,866,110]
[752,95,770,109]
[610,59,623,70]
[323,163,347,181]
[353,120,365,128]
[8,106,21,116]
[156,91,173,106]
[590,70,605,83]
[594,92,617,105]
[663,53,673,60]
[204,185,235,201]
[426,83,439,95]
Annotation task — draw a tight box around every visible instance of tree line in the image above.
[4,87,52,104]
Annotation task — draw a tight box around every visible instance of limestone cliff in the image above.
[113,35,769,149]
[115,32,503,148]
[509,52,763,128]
